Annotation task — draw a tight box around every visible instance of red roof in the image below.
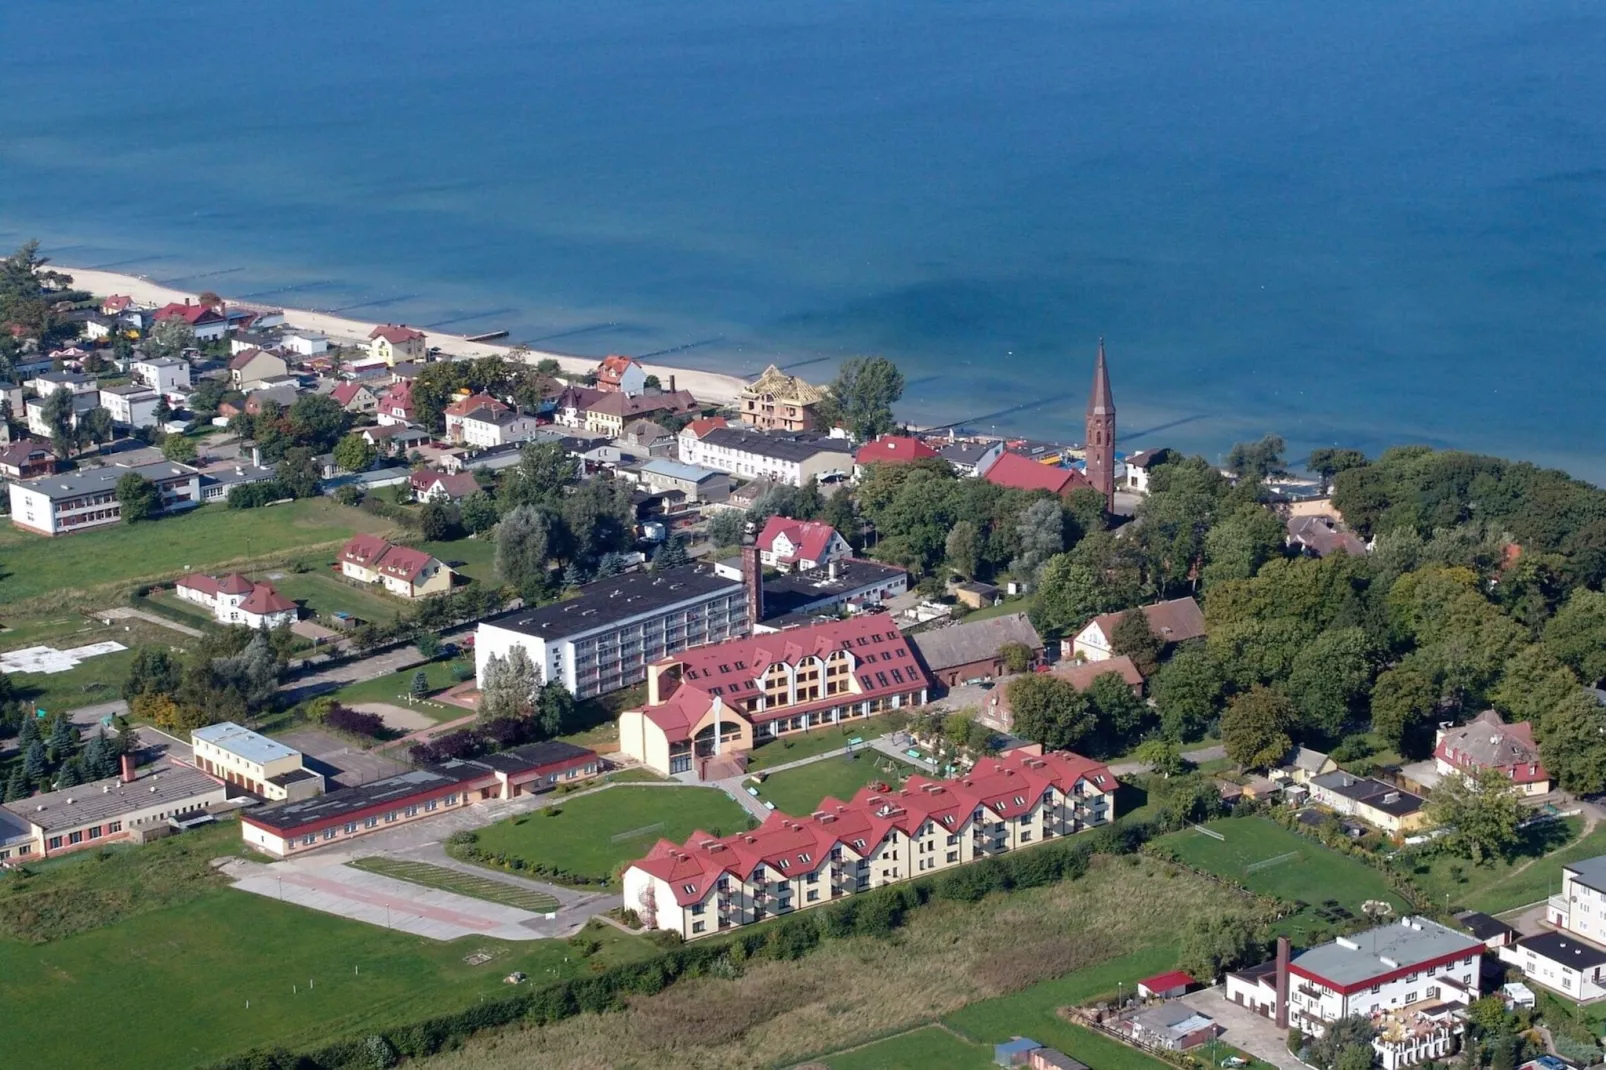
[102,295,132,314]
[756,516,842,566]
[631,748,1117,906]
[155,302,224,326]
[596,354,641,388]
[375,544,437,583]
[1138,971,1196,993]
[329,382,371,407]
[445,393,508,418]
[681,416,728,439]
[410,470,480,500]
[983,452,1091,495]
[368,324,425,344]
[217,573,255,596]
[176,574,221,597]
[340,533,393,568]
[239,584,296,616]
[854,435,938,466]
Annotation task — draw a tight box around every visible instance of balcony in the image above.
[1549,895,1571,921]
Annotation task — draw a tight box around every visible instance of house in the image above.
[595,354,647,396]
[9,461,201,535]
[1454,911,1515,950]
[229,348,290,388]
[459,406,544,449]
[679,427,853,487]
[1121,448,1174,494]
[621,419,676,457]
[24,392,99,438]
[0,439,57,480]
[0,759,228,860]
[410,470,481,503]
[240,383,300,416]
[131,356,191,393]
[1288,514,1368,558]
[621,747,1117,937]
[361,424,431,457]
[1308,771,1428,834]
[551,385,606,429]
[154,301,228,341]
[1070,597,1206,662]
[1279,746,1339,785]
[199,464,279,504]
[680,416,728,445]
[1122,1004,1219,1051]
[280,331,328,356]
[101,295,134,316]
[854,434,938,473]
[1137,971,1197,999]
[241,742,602,857]
[475,564,750,700]
[1499,932,1606,1002]
[367,325,427,365]
[28,371,97,397]
[81,314,116,341]
[980,655,1144,733]
[1226,920,1482,1046]
[637,459,731,504]
[618,616,930,778]
[938,439,1005,478]
[338,534,455,599]
[996,1039,1045,1068]
[984,452,1093,497]
[231,331,278,355]
[1542,855,1606,944]
[1433,710,1550,795]
[328,381,379,414]
[444,393,510,442]
[907,612,1043,689]
[174,572,298,629]
[756,517,851,572]
[375,381,416,425]
[738,364,824,432]
[584,389,699,438]
[98,384,163,428]
[190,722,324,802]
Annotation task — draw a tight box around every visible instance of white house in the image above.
[459,408,544,449]
[367,325,427,365]
[25,393,100,438]
[174,573,298,629]
[677,427,852,488]
[131,356,191,393]
[1070,597,1206,662]
[98,385,163,429]
[1543,854,1606,943]
[1499,932,1606,1002]
[281,332,328,356]
[756,516,851,572]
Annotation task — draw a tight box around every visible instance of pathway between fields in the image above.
[98,605,205,639]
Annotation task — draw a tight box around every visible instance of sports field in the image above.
[461,785,754,885]
[1153,816,1405,921]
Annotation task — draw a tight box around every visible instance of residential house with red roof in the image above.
[101,295,134,316]
[595,354,647,396]
[338,534,454,599]
[617,615,931,779]
[680,415,728,442]
[622,747,1118,937]
[410,470,481,504]
[1070,597,1206,662]
[584,389,699,438]
[443,393,510,443]
[154,301,228,341]
[329,381,378,414]
[1433,710,1550,795]
[174,573,298,629]
[756,516,851,572]
[0,439,57,481]
[853,434,938,474]
[984,452,1093,497]
[375,380,416,425]
[367,324,426,366]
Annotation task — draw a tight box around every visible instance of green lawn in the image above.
[825,1025,995,1070]
[418,535,499,585]
[264,568,408,624]
[944,944,1176,1041]
[0,891,649,1067]
[755,752,917,815]
[0,498,393,608]
[1152,816,1406,930]
[1474,822,1606,915]
[1404,817,1582,914]
[462,786,754,885]
[348,858,559,912]
[326,659,475,716]
[9,647,138,715]
[746,722,880,771]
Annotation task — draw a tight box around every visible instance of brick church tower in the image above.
[1084,338,1116,506]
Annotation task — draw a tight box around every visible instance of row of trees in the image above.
[0,704,133,800]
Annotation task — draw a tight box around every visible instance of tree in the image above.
[22,740,48,786]
[1177,913,1267,983]
[277,447,322,499]
[115,473,162,523]
[1538,689,1606,795]
[419,501,458,542]
[1134,738,1188,777]
[1151,645,1224,741]
[1285,627,1376,740]
[1307,448,1369,491]
[536,682,577,738]
[122,647,181,700]
[153,394,172,427]
[46,714,79,764]
[332,433,377,474]
[560,477,633,561]
[1087,672,1152,751]
[653,535,690,570]
[1221,685,1295,770]
[1544,588,1606,685]
[415,632,442,660]
[287,393,349,453]
[998,641,1033,674]
[562,560,589,589]
[161,432,198,463]
[3,766,27,802]
[410,670,430,699]
[500,441,578,512]
[706,509,747,549]
[1369,659,1440,755]
[459,491,499,535]
[495,505,559,596]
[478,647,541,722]
[78,406,115,448]
[1306,1017,1377,1070]
[42,387,78,456]
[148,318,196,358]
[1202,503,1287,587]
[1004,674,1094,751]
[1030,551,1131,639]
[821,356,905,440]
[945,520,980,579]
[1224,435,1287,480]
[1110,609,1164,677]
[1427,766,1522,863]
[1009,499,1064,589]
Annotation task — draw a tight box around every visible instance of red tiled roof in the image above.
[1434,709,1549,785]
[217,573,255,596]
[156,302,224,326]
[1087,598,1206,647]
[1053,655,1145,692]
[596,354,641,386]
[1138,971,1196,993]
[444,393,508,418]
[329,382,370,406]
[411,471,480,500]
[756,516,842,566]
[682,416,728,439]
[340,533,393,568]
[368,324,424,344]
[854,435,938,466]
[375,544,437,583]
[102,295,132,314]
[240,583,296,615]
[983,452,1091,495]
[176,574,222,598]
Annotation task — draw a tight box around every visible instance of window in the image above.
[303,834,317,846]
[807,889,819,902]
[364,817,378,829]
[68,831,83,845]
[690,904,705,915]
[1371,984,1381,994]
[385,812,398,823]
[87,826,102,840]
[345,822,358,834]
[426,799,438,811]
[691,921,706,934]
[107,821,121,833]
[683,883,698,895]
[1405,991,1417,1003]
[947,851,959,863]
[47,836,62,849]
[323,829,336,841]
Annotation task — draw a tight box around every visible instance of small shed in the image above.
[955,580,1002,609]
[1456,910,1516,949]
[1137,970,1196,1000]
[1501,982,1536,1009]
[995,1037,1044,1067]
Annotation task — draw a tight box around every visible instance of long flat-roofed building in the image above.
[475,564,750,699]
[190,722,324,801]
[8,461,201,535]
[1,758,228,859]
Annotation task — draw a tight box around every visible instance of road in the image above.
[1110,743,1226,777]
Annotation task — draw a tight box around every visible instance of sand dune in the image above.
[60,266,750,405]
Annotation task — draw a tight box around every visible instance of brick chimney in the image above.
[740,542,762,631]
[1275,935,1291,1029]
[120,753,136,784]
[669,374,676,394]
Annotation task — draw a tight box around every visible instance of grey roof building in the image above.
[1293,917,1482,988]
[909,612,1044,681]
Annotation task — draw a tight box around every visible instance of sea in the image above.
[3,0,1604,479]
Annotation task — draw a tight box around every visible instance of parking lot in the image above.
[275,726,410,788]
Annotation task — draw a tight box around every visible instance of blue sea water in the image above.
[3,0,1604,477]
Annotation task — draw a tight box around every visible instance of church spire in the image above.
[1084,337,1116,507]
[1086,336,1114,417]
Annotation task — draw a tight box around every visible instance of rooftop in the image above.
[908,612,1043,672]
[1513,931,1606,971]
[1563,854,1606,893]
[3,761,222,833]
[1293,917,1481,988]
[761,558,908,618]
[1310,771,1424,816]
[481,565,743,642]
[699,427,851,464]
[20,461,196,502]
[640,458,726,484]
[192,722,300,766]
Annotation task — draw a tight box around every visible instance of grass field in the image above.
[2,613,185,715]
[462,786,754,885]
[327,658,475,714]
[825,1025,994,1070]
[419,535,499,585]
[1468,822,1606,915]
[264,568,409,624]
[348,858,560,912]
[755,751,916,815]
[1153,816,1406,931]
[0,498,393,609]
[746,722,880,772]
[1404,816,1582,914]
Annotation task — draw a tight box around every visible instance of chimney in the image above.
[828,559,839,581]
[120,754,136,784]
[669,374,676,393]
[1275,935,1291,1029]
[741,541,763,630]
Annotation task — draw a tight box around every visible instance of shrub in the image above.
[324,704,385,738]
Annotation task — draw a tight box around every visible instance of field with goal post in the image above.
[1152,816,1405,924]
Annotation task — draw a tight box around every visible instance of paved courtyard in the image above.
[1178,987,1305,1070]
[274,726,411,787]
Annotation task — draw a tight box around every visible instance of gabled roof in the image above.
[984,452,1091,495]
[217,573,255,595]
[907,612,1043,673]
[586,390,698,420]
[0,438,53,467]
[155,302,224,325]
[555,385,605,412]
[1434,709,1548,784]
[368,324,424,344]
[339,533,392,567]
[681,416,728,439]
[228,347,285,372]
[1053,654,1144,692]
[375,544,439,583]
[854,435,937,466]
[1086,598,1205,647]
[329,381,373,407]
[755,516,843,565]
[445,393,508,418]
[596,354,642,385]
[239,583,296,615]
[410,471,480,499]
[1288,514,1367,557]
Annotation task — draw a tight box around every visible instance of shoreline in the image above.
[57,266,752,407]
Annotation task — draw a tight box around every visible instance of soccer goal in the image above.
[610,821,665,844]
[1191,824,1225,841]
[1245,850,1300,874]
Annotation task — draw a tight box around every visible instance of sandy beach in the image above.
[58,266,751,406]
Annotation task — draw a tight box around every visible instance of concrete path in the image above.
[98,605,205,639]
[1109,742,1225,777]
[376,711,477,751]
[869,734,937,773]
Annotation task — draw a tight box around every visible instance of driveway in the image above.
[1178,987,1306,1070]
[279,643,427,702]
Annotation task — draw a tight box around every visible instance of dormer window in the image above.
[683,884,697,895]
[799,852,811,863]
[777,859,790,870]
[853,838,866,849]
[1014,795,1026,806]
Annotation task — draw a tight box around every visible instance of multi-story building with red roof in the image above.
[367,324,427,365]
[623,747,1118,937]
[338,534,455,599]
[983,452,1093,496]
[617,615,930,779]
[595,354,647,396]
[755,516,851,572]
[853,434,938,473]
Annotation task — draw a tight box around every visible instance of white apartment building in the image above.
[130,356,192,393]
[475,565,749,699]
[1543,854,1606,943]
[99,385,163,428]
[677,427,852,488]
[9,462,201,536]
[460,409,544,449]
[1499,932,1606,1002]
[25,392,100,438]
